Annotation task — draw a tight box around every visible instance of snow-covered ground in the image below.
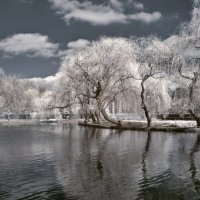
[152,120,196,128]
[123,119,197,128]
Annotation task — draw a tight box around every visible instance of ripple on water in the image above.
[0,125,200,200]
[138,170,173,189]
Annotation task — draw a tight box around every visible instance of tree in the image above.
[59,37,132,125]
[49,75,76,118]
[0,69,6,111]
[129,37,173,128]
[0,69,36,120]
[20,81,36,119]
[169,0,200,126]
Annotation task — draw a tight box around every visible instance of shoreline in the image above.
[0,119,78,125]
[0,119,199,132]
[78,121,200,132]
[0,119,36,124]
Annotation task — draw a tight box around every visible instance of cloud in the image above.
[28,73,61,89]
[0,34,91,59]
[0,33,59,58]
[67,39,90,49]
[109,0,123,11]
[127,0,144,10]
[133,2,144,10]
[48,0,161,26]
[49,0,127,25]
[64,9,126,25]
[25,39,89,89]
[58,38,91,57]
[129,12,162,24]
[63,9,127,25]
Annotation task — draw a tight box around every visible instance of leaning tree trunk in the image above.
[188,109,200,127]
[97,100,121,126]
[141,77,151,128]
[92,80,121,126]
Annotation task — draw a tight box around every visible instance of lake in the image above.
[0,124,199,200]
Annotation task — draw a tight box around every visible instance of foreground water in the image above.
[0,124,199,200]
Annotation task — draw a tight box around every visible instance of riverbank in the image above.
[0,119,78,125]
[78,120,199,132]
[1,119,199,132]
[0,119,35,124]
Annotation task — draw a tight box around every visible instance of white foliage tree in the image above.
[128,36,173,127]
[168,0,200,126]
[59,37,133,125]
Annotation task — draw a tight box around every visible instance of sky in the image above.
[0,0,193,78]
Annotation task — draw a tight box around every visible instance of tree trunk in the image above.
[90,111,96,123]
[188,73,198,104]
[141,77,151,128]
[188,109,200,127]
[84,110,89,123]
[97,100,121,126]
[7,112,10,121]
[78,98,88,123]
[94,110,100,123]
[68,103,73,119]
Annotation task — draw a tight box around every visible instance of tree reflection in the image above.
[189,134,200,196]
[137,131,151,200]
[94,129,117,180]
[142,131,151,183]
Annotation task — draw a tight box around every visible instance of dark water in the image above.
[0,124,200,200]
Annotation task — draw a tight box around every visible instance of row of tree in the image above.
[51,0,200,127]
[0,69,58,120]
[0,69,33,119]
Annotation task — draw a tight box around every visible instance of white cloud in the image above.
[58,39,91,57]
[0,33,90,58]
[48,0,162,26]
[67,39,90,49]
[28,73,61,89]
[133,2,144,10]
[63,9,127,25]
[57,49,74,57]
[127,0,144,10]
[0,33,59,58]
[49,0,80,13]
[129,11,162,24]
[109,0,123,11]
[0,33,92,59]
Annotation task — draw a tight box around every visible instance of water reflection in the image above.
[137,131,151,200]
[189,134,200,197]
[0,124,200,200]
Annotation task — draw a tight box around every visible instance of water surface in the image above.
[0,124,200,200]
